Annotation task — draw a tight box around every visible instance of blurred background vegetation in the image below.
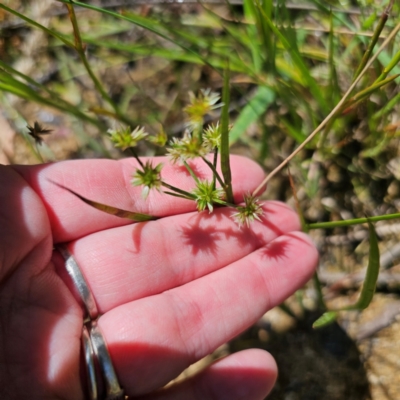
[1,1,400,398]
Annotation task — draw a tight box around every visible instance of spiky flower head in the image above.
[131,161,163,199]
[147,126,168,147]
[27,121,52,145]
[231,193,264,227]
[184,89,222,130]
[167,130,209,164]
[192,180,225,213]
[202,122,222,151]
[108,126,148,151]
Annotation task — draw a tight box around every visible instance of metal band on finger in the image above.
[57,244,99,322]
[90,321,125,400]
[82,325,99,400]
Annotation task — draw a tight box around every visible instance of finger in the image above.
[12,155,265,242]
[57,201,301,313]
[133,349,277,400]
[98,232,318,395]
[0,165,51,281]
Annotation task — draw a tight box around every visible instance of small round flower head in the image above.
[108,126,148,151]
[192,180,225,213]
[232,193,264,227]
[202,122,221,151]
[184,89,222,130]
[147,126,168,147]
[167,130,209,164]
[131,161,163,199]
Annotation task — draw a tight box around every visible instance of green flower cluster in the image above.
[131,161,163,199]
[108,126,148,151]
[231,194,264,227]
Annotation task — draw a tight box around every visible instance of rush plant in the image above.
[1,0,400,328]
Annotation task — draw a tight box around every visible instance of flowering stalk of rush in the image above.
[108,89,265,227]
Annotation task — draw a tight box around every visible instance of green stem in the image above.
[129,148,145,169]
[0,4,74,48]
[201,157,226,190]
[352,0,393,81]
[313,273,326,310]
[65,2,132,126]
[220,67,234,203]
[375,48,400,83]
[212,148,218,190]
[161,182,196,199]
[307,212,400,230]
[183,160,200,184]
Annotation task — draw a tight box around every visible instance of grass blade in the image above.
[353,0,393,81]
[229,86,275,144]
[255,2,329,114]
[312,311,338,329]
[51,182,157,222]
[0,71,102,128]
[352,220,380,310]
[307,212,400,230]
[0,3,73,48]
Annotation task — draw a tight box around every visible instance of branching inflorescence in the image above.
[108,89,264,227]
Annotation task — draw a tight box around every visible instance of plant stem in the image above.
[65,2,133,126]
[352,0,393,81]
[201,156,226,190]
[161,182,195,199]
[307,212,400,230]
[129,148,145,169]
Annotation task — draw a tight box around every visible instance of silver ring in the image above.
[82,325,99,400]
[90,321,125,400]
[57,244,99,322]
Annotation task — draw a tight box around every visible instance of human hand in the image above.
[1,155,318,399]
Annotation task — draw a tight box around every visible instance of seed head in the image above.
[108,126,148,151]
[192,180,225,213]
[231,193,264,227]
[167,130,209,164]
[184,89,222,130]
[131,161,163,199]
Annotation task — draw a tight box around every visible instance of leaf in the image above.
[312,311,338,329]
[313,220,380,329]
[352,220,380,310]
[229,86,275,144]
[255,3,329,113]
[51,182,157,222]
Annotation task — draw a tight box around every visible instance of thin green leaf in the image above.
[52,182,157,222]
[0,3,73,48]
[255,2,329,113]
[376,49,400,83]
[0,71,101,128]
[342,74,400,113]
[352,220,380,310]
[307,212,400,230]
[56,0,224,75]
[328,13,340,106]
[353,0,393,80]
[229,86,275,144]
[312,311,338,329]
[372,91,400,120]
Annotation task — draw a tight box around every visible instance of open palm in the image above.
[0,155,317,399]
